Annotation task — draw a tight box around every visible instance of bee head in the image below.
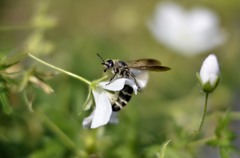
[103,59,114,72]
[97,53,114,72]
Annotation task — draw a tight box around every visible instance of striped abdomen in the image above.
[112,85,133,111]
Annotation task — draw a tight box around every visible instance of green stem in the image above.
[226,112,240,120]
[0,92,11,114]
[158,140,171,158]
[91,75,108,85]
[198,92,209,132]
[28,53,91,85]
[40,113,87,157]
[41,114,78,151]
[188,135,215,146]
[0,25,32,31]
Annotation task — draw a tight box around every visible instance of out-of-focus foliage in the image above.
[0,0,240,157]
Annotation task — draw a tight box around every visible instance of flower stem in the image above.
[40,112,87,156]
[0,25,32,31]
[28,53,91,85]
[41,113,79,151]
[92,75,108,84]
[198,92,209,132]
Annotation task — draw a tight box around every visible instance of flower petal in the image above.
[198,54,220,93]
[82,88,93,111]
[90,90,112,128]
[99,79,126,91]
[148,2,226,56]
[99,78,137,92]
[200,54,220,85]
[82,110,95,129]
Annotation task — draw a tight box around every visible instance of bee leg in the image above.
[137,87,142,93]
[134,78,142,93]
[106,73,117,85]
[130,73,142,92]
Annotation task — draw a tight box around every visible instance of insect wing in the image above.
[127,59,161,67]
[127,59,170,71]
[130,69,149,89]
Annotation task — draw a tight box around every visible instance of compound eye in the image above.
[106,60,113,68]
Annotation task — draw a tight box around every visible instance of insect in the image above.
[97,53,170,111]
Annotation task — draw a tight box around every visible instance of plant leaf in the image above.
[157,139,171,158]
[82,88,93,111]
[0,90,11,114]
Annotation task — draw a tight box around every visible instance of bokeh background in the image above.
[0,0,240,157]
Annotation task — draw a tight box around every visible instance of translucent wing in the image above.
[127,59,171,71]
[127,59,161,66]
[130,69,149,89]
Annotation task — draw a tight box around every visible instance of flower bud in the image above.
[197,54,220,93]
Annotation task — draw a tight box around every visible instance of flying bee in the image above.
[97,53,170,111]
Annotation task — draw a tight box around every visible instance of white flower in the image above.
[198,54,220,93]
[83,72,149,129]
[148,2,226,56]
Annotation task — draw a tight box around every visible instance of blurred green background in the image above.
[0,0,240,157]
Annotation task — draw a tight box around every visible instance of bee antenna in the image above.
[97,53,105,63]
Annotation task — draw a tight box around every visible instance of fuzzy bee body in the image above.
[97,54,170,111]
[112,85,133,111]
[104,59,135,84]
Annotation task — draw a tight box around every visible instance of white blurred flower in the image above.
[148,2,226,56]
[83,72,148,129]
[198,54,220,93]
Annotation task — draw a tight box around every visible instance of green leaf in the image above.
[0,52,26,70]
[28,139,65,158]
[82,87,93,111]
[220,146,235,158]
[0,78,11,114]
[215,113,230,137]
[18,67,35,92]
[157,140,171,158]
[207,112,236,157]
[0,90,11,114]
